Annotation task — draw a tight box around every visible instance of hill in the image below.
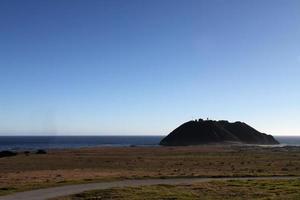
[160,119,279,146]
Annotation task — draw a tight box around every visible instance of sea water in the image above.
[0,135,298,151]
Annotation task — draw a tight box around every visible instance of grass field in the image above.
[1,145,300,195]
[54,179,300,200]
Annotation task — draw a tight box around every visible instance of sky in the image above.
[0,0,300,135]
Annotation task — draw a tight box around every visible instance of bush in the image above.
[0,151,17,158]
[36,149,47,154]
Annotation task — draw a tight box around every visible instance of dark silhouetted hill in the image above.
[160,119,279,146]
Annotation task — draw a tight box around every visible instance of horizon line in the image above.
[0,133,299,137]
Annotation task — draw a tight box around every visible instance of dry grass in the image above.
[1,145,300,195]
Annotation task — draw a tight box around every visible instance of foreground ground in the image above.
[1,145,300,195]
[0,177,298,200]
[54,179,300,200]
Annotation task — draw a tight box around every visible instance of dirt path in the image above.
[0,176,299,200]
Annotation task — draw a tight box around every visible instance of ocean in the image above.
[0,136,299,151]
[0,136,163,151]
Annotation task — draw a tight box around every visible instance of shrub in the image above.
[36,149,47,154]
[0,150,17,158]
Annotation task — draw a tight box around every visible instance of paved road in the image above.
[0,176,299,200]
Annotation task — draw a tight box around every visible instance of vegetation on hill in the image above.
[160,119,279,146]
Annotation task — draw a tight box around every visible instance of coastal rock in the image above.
[160,119,279,146]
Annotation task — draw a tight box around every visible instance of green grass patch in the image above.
[54,179,300,200]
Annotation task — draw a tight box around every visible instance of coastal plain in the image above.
[1,145,300,196]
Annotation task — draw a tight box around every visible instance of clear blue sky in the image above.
[0,0,299,135]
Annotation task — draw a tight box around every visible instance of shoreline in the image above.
[1,143,300,153]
